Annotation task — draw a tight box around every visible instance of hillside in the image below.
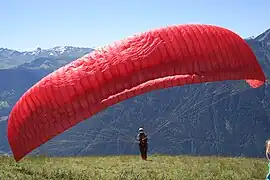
[0,155,267,180]
[0,29,270,159]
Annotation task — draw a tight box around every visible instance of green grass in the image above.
[0,155,268,180]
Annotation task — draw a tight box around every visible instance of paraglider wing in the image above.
[7,24,266,161]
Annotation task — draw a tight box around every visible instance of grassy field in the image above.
[0,154,268,180]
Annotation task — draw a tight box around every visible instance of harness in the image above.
[138,133,147,146]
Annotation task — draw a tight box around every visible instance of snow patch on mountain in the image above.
[0,46,94,69]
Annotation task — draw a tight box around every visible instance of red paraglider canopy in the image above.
[7,24,266,161]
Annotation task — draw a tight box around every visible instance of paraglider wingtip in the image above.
[246,79,266,88]
[13,155,22,162]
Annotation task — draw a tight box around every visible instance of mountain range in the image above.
[0,46,93,69]
[0,28,270,158]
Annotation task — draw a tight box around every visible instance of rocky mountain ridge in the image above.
[0,46,93,69]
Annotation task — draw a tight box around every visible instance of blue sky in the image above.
[1,0,270,51]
